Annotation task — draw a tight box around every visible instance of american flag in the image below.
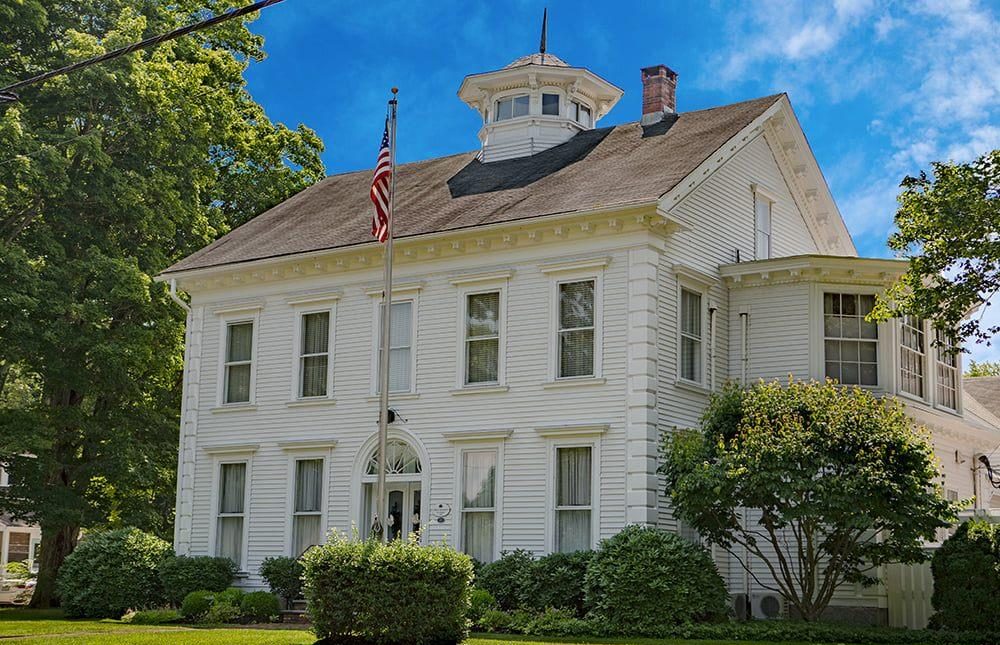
[370,119,392,243]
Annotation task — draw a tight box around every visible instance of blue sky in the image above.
[243,0,1000,359]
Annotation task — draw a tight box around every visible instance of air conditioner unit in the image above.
[732,593,750,621]
[750,592,785,620]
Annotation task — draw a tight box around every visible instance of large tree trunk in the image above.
[28,523,78,608]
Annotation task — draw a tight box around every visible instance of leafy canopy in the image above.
[872,149,1000,344]
[0,0,323,606]
[660,380,960,621]
[966,360,1000,377]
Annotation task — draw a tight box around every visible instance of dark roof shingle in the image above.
[164,94,782,274]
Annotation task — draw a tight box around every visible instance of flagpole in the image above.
[373,88,398,541]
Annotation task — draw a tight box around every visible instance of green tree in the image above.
[660,380,960,621]
[966,360,1000,377]
[872,149,1000,344]
[0,0,324,608]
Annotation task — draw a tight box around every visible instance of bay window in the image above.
[461,450,496,563]
[935,329,959,410]
[823,293,878,386]
[558,280,595,378]
[224,322,253,404]
[299,312,331,398]
[216,462,247,569]
[555,446,592,553]
[292,458,323,556]
[679,288,703,383]
[900,315,926,398]
[465,291,500,385]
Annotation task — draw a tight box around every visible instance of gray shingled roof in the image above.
[164,94,783,275]
[966,376,1000,420]
[504,52,570,68]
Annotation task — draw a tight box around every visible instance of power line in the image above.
[0,0,286,104]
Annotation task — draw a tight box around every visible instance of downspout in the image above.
[708,305,718,391]
[168,278,191,313]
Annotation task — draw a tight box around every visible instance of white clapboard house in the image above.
[160,45,1000,625]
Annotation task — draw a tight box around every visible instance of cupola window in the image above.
[542,93,560,116]
[495,95,529,121]
[571,101,592,128]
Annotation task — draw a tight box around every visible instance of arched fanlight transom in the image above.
[366,439,421,476]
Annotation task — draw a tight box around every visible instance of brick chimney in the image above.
[640,64,678,125]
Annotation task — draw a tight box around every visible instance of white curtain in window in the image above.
[225,322,253,403]
[466,292,500,384]
[463,512,494,563]
[227,323,253,362]
[680,289,702,381]
[557,510,590,553]
[301,313,329,397]
[295,460,323,512]
[559,281,595,378]
[219,463,245,514]
[293,515,321,556]
[463,452,495,508]
[379,302,412,392]
[218,517,243,566]
[556,447,591,553]
[217,462,246,567]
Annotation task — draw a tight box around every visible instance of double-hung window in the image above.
[558,280,595,378]
[935,329,959,410]
[754,195,772,260]
[555,446,592,553]
[465,292,500,385]
[216,462,247,569]
[224,322,253,404]
[679,288,703,383]
[299,312,331,398]
[823,293,878,386]
[495,95,529,121]
[377,301,414,393]
[900,315,926,398]
[292,458,323,556]
[461,450,496,563]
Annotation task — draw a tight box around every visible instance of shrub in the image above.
[931,519,1000,630]
[121,608,181,625]
[159,556,236,605]
[584,525,728,634]
[204,601,242,624]
[525,608,592,637]
[525,550,592,615]
[259,556,304,606]
[241,591,280,623]
[468,587,497,625]
[56,528,172,618]
[302,533,474,645]
[179,590,214,621]
[476,549,534,610]
[213,587,244,607]
[476,608,514,633]
[2,561,32,580]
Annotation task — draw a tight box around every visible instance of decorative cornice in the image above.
[200,442,260,455]
[672,263,719,288]
[364,281,424,297]
[212,300,264,315]
[719,254,906,289]
[284,290,341,306]
[448,268,514,286]
[539,255,610,274]
[278,439,338,451]
[442,428,514,442]
[534,423,609,437]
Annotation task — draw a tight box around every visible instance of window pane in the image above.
[542,93,560,115]
[225,364,251,403]
[467,338,499,384]
[227,323,253,362]
[823,293,879,387]
[513,95,529,117]
[293,515,321,556]
[219,463,246,514]
[301,355,328,397]
[6,533,29,563]
[467,292,499,337]
[559,281,594,329]
[463,451,496,509]
[681,336,701,382]
[681,289,701,337]
[389,347,411,392]
[389,302,412,347]
[579,105,592,128]
[217,516,243,567]
[557,447,591,507]
[302,312,329,355]
[463,512,494,563]
[496,98,512,121]
[556,510,591,553]
[559,330,594,378]
[295,459,323,513]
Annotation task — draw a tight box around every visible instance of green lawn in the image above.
[0,609,817,645]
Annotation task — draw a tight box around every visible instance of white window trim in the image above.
[452,440,505,563]
[899,316,929,402]
[283,449,331,557]
[289,304,336,402]
[933,328,963,414]
[809,285,891,389]
[0,467,7,488]
[369,294,418,396]
[493,92,530,122]
[547,266,604,383]
[455,281,507,390]
[207,453,253,573]
[544,433,601,554]
[752,183,776,261]
[677,281,708,387]
[216,310,260,408]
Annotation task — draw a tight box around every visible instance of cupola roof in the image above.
[504,52,570,69]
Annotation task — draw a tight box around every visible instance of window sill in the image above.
[366,393,420,402]
[210,404,257,414]
[285,398,337,409]
[674,379,711,395]
[450,385,509,396]
[542,377,606,390]
[897,391,930,406]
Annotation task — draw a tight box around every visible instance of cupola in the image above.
[457,10,623,163]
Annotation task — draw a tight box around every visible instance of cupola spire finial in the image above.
[539,8,547,62]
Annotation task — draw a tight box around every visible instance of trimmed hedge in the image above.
[302,534,474,645]
[475,549,533,611]
[584,525,728,634]
[931,518,1000,630]
[526,550,592,615]
[180,590,214,621]
[56,528,172,618]
[241,591,281,622]
[259,556,304,606]
[159,556,237,605]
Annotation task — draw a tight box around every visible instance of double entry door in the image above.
[365,482,421,542]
